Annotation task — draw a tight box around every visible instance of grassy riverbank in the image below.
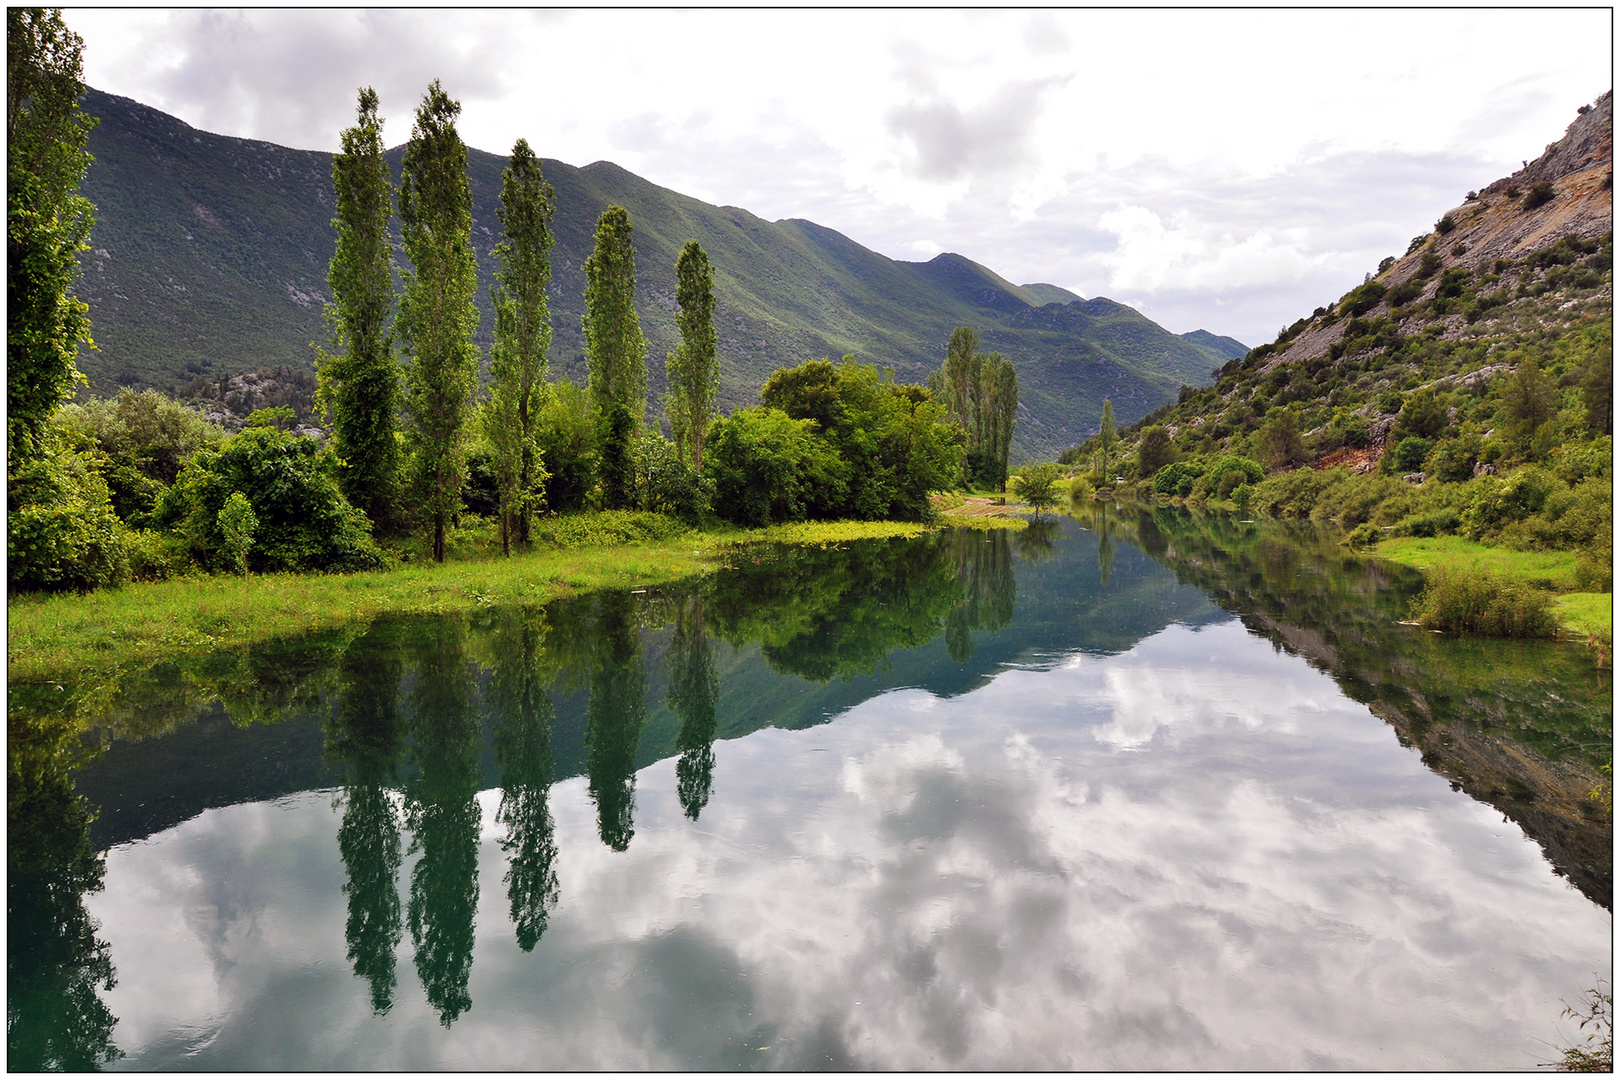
[6,514,929,684]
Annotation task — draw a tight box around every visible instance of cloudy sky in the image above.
[72,8,1610,346]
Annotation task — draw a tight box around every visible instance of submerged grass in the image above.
[6,514,931,684]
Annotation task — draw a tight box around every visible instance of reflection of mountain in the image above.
[1133,506,1612,910]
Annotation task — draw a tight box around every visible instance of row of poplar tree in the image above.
[320,82,719,562]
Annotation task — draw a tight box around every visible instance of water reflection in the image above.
[10,517,1611,1067]
[486,611,560,952]
[7,690,121,1070]
[325,625,406,1014]
[404,624,482,1026]
[668,596,719,821]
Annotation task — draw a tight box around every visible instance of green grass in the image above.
[1554,593,1614,641]
[6,515,928,684]
[1376,536,1582,590]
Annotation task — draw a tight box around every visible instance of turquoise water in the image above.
[8,515,1610,1069]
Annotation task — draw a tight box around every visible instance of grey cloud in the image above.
[886,78,1065,182]
[136,10,518,152]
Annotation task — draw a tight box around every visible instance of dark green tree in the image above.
[487,611,560,952]
[1500,356,1558,455]
[398,81,480,562]
[324,628,407,1014]
[535,378,597,512]
[7,8,97,466]
[1097,400,1117,479]
[667,595,719,820]
[983,354,1019,489]
[665,240,719,468]
[1258,404,1304,470]
[586,591,646,851]
[317,87,401,535]
[1136,425,1177,478]
[403,622,482,1026]
[1010,462,1063,517]
[485,138,556,552]
[583,206,646,509]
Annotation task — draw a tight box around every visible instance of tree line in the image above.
[8,11,1019,593]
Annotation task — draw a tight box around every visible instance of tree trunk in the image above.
[434,513,445,563]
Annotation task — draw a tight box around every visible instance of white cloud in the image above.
[69,8,1611,346]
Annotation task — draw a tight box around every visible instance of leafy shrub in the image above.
[8,432,131,592]
[1462,467,1559,539]
[1436,214,1457,235]
[705,407,846,526]
[153,426,383,573]
[633,431,714,523]
[1388,437,1433,474]
[1424,438,1477,483]
[1391,508,1461,538]
[124,527,190,582]
[1136,425,1178,477]
[1387,279,1424,307]
[1522,182,1554,211]
[1152,460,1204,498]
[59,388,228,526]
[1341,281,1388,317]
[1415,251,1443,279]
[1409,567,1556,637]
[535,379,597,513]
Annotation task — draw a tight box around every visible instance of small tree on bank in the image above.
[485,137,556,553]
[398,80,480,562]
[665,240,718,469]
[1097,399,1117,480]
[583,206,646,509]
[317,86,401,535]
[1010,462,1063,518]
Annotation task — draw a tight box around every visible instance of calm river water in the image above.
[8,511,1611,1070]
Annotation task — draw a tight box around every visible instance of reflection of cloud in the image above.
[87,622,1608,1070]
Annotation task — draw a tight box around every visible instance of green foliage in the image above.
[58,388,227,525]
[597,401,637,511]
[1097,399,1117,477]
[1410,566,1557,637]
[317,86,401,535]
[1153,460,1205,498]
[1341,280,1387,317]
[216,491,258,575]
[665,239,719,467]
[1009,462,1063,516]
[632,429,713,523]
[1436,214,1457,235]
[1258,405,1304,470]
[929,328,1017,488]
[399,81,481,562]
[527,509,689,549]
[153,425,383,573]
[1522,182,1555,211]
[1136,425,1178,477]
[7,9,98,467]
[705,407,845,526]
[487,137,556,551]
[583,205,647,420]
[7,425,130,593]
[1499,356,1559,456]
[762,358,844,430]
[1392,388,1450,441]
[534,379,596,513]
[1389,436,1434,474]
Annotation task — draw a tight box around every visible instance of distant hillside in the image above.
[72,87,1243,459]
[1091,92,1612,470]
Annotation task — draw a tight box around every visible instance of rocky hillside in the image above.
[70,88,1246,459]
[1091,92,1612,475]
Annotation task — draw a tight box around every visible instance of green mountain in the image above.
[73,88,1244,459]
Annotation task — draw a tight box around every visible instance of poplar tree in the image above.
[1098,399,1116,479]
[664,240,718,468]
[484,138,555,552]
[941,326,979,434]
[8,7,97,465]
[317,86,400,533]
[398,81,479,562]
[582,205,646,509]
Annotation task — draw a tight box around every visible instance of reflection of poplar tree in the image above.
[667,595,719,820]
[1095,507,1115,586]
[488,612,559,952]
[404,623,482,1026]
[7,702,121,1070]
[587,592,646,851]
[945,528,1017,662]
[324,628,407,1014]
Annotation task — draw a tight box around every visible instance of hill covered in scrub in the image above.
[1069,93,1611,583]
[71,87,1245,460]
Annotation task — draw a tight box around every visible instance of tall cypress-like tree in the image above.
[1098,399,1116,479]
[582,205,646,509]
[398,80,479,563]
[664,240,718,468]
[7,8,97,466]
[317,86,400,534]
[485,138,555,553]
[941,326,979,434]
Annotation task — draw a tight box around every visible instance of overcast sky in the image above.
[72,8,1610,346]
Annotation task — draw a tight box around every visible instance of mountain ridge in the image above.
[71,86,1245,459]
